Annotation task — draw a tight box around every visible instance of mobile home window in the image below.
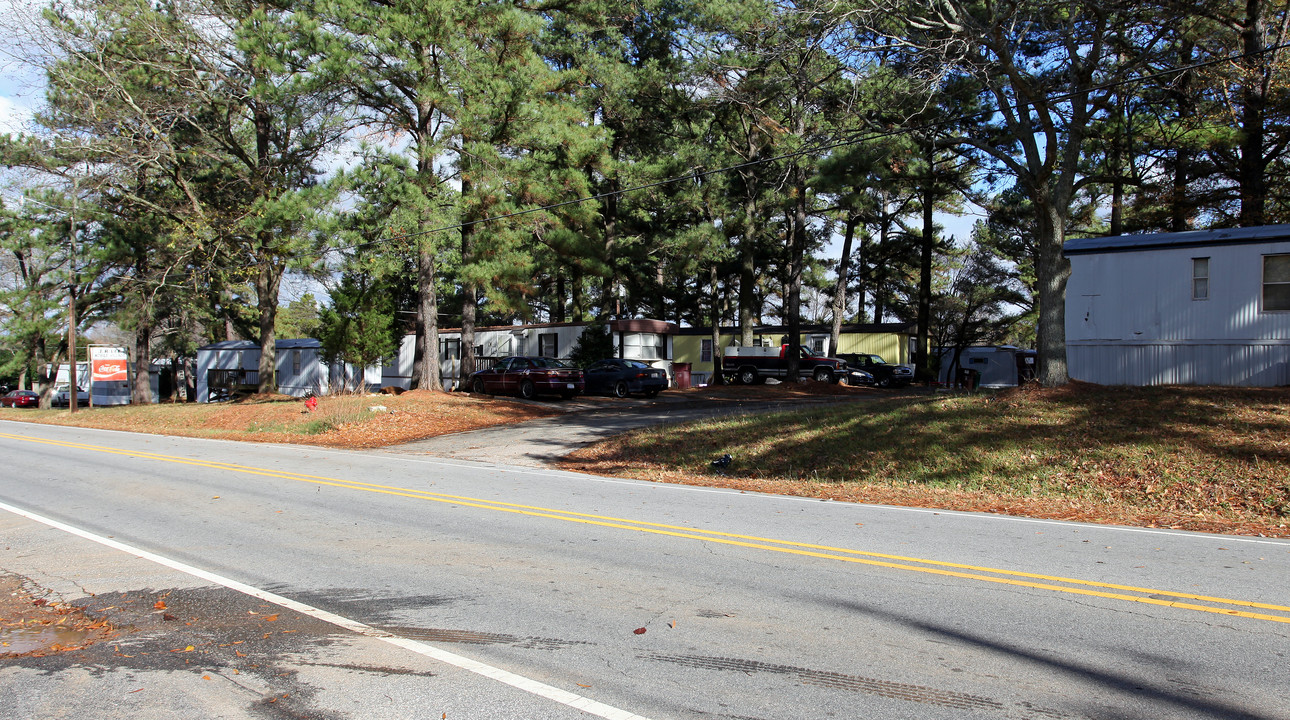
[623,333,663,359]
[1192,257,1209,300]
[442,338,460,360]
[701,339,713,363]
[539,333,557,358]
[292,349,301,374]
[809,336,826,354]
[1265,254,1290,311]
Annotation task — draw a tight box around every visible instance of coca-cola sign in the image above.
[90,347,129,382]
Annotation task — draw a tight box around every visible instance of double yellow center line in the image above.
[5,430,1289,626]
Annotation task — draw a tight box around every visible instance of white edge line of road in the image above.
[4,420,1288,548]
[0,498,655,720]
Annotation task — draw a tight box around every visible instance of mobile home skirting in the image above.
[1067,340,1290,387]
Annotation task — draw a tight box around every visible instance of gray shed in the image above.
[1064,225,1290,386]
[196,339,331,402]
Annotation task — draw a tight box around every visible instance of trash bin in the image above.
[673,362,692,390]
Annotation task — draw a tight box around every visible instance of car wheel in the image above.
[519,379,537,400]
[813,368,831,383]
[472,377,487,394]
[738,368,758,385]
[612,380,629,398]
[877,377,892,388]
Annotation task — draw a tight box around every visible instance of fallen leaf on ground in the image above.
[633,627,646,635]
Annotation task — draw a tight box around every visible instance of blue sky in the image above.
[0,0,42,137]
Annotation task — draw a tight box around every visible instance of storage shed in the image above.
[196,339,331,402]
[1064,225,1290,386]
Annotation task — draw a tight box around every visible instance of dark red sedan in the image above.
[0,390,40,408]
[468,356,584,400]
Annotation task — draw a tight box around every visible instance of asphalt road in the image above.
[1,419,1288,720]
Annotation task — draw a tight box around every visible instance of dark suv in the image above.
[837,353,914,388]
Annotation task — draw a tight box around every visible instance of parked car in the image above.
[843,367,874,386]
[837,353,914,388]
[0,390,39,408]
[468,356,584,400]
[583,358,667,398]
[52,385,90,407]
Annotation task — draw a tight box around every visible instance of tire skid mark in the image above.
[380,626,588,651]
[638,651,1079,718]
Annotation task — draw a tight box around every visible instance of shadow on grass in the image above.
[590,384,1290,522]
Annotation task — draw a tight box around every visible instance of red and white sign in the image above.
[90,347,129,382]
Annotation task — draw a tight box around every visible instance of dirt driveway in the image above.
[375,390,872,466]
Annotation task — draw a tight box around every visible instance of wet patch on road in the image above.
[1,575,115,657]
[1,577,356,718]
[266,585,463,626]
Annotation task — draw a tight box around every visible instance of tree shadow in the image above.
[815,595,1279,720]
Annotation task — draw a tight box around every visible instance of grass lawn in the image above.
[560,383,1290,538]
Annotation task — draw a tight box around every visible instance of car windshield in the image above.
[865,354,887,364]
[532,357,577,369]
[620,360,649,368]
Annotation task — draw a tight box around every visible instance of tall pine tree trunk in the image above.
[133,319,153,405]
[709,263,725,385]
[460,177,478,381]
[1239,0,1269,227]
[1035,201,1071,386]
[255,245,283,395]
[416,234,442,390]
[783,166,809,383]
[830,213,858,354]
[915,138,935,381]
[739,183,758,347]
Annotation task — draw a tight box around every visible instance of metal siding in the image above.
[1068,341,1290,386]
[1068,238,1290,386]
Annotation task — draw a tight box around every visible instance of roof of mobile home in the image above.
[1064,224,1290,256]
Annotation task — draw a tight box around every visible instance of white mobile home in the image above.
[382,319,678,391]
[1064,226,1290,386]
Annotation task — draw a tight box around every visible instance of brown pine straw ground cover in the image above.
[1,389,557,449]
[560,382,1290,538]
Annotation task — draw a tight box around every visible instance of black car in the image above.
[837,353,914,388]
[582,358,668,398]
